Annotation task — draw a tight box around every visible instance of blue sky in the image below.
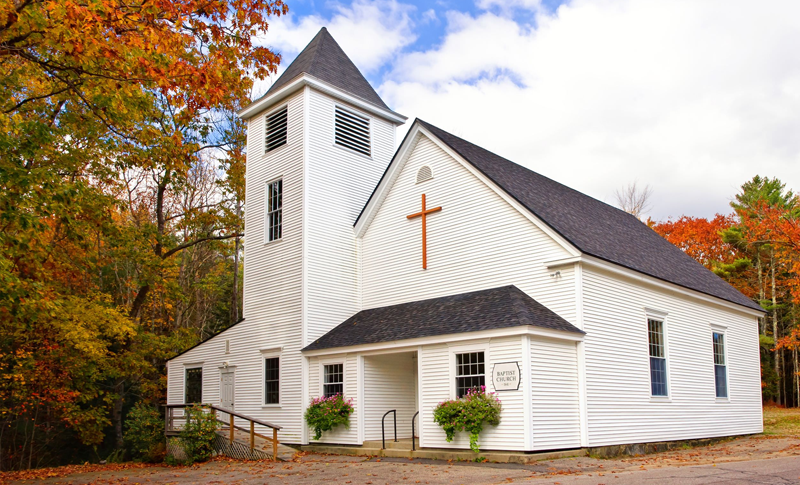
[256,0,800,220]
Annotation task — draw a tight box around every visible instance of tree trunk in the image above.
[113,380,125,450]
[27,405,38,470]
[794,346,798,408]
[757,254,765,334]
[129,284,150,320]
[772,250,780,406]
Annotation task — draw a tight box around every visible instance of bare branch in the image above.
[614,181,654,219]
[161,233,242,259]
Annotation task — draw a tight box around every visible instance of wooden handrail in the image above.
[165,404,282,430]
[217,420,277,443]
[165,403,281,461]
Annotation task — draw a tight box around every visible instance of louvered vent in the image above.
[265,106,288,152]
[416,166,433,184]
[335,106,370,156]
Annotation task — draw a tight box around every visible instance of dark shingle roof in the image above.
[264,27,390,110]
[413,120,762,312]
[303,286,583,352]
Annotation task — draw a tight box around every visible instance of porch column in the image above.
[357,354,365,444]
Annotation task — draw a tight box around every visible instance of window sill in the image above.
[263,238,283,247]
[649,396,671,403]
[262,404,282,409]
[715,397,730,403]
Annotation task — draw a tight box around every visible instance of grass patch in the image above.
[763,406,800,436]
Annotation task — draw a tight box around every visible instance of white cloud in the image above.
[379,0,800,219]
[476,0,543,12]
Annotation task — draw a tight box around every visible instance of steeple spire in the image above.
[266,27,390,110]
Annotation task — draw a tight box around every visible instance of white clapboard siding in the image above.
[305,90,397,345]
[363,352,418,441]
[360,133,576,325]
[530,338,582,450]
[307,354,360,444]
[581,264,763,447]
[167,89,307,444]
[419,336,526,450]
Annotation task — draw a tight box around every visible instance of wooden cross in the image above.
[406,193,442,270]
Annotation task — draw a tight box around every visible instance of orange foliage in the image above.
[652,214,738,269]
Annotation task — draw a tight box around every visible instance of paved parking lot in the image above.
[3,435,800,485]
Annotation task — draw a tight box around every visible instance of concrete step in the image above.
[302,445,384,457]
[300,443,586,463]
[363,439,416,450]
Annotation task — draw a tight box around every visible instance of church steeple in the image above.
[266,27,390,111]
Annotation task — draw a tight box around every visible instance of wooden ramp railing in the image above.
[165,404,282,461]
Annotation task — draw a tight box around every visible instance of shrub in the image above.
[432,386,501,452]
[304,394,354,440]
[179,405,219,464]
[124,402,166,462]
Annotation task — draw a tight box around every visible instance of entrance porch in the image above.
[362,351,419,443]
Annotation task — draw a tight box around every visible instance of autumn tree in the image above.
[0,0,285,469]
[652,176,800,407]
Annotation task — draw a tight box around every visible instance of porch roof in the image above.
[302,285,583,352]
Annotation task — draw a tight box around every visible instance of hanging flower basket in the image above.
[304,394,354,440]
[432,386,501,452]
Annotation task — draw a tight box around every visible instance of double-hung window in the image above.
[648,318,668,397]
[455,352,485,398]
[713,332,728,398]
[323,363,344,398]
[266,179,282,242]
[185,367,203,404]
[265,357,280,404]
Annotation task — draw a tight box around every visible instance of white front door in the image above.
[220,370,235,410]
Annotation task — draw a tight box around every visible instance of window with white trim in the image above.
[455,352,485,398]
[185,367,203,404]
[266,179,282,242]
[265,105,287,152]
[713,332,728,398]
[323,363,344,397]
[334,106,370,156]
[264,357,280,404]
[648,318,668,396]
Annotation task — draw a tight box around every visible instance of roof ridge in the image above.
[509,286,535,327]
[307,26,326,74]
[417,119,626,217]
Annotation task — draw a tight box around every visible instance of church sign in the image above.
[492,362,521,391]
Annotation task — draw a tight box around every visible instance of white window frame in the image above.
[262,348,282,407]
[448,342,489,400]
[711,324,730,402]
[183,363,204,404]
[645,309,670,401]
[332,104,372,159]
[264,177,283,244]
[320,359,345,398]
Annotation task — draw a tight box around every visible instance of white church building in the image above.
[167,27,764,453]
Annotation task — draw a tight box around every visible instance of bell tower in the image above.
[236,27,406,444]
